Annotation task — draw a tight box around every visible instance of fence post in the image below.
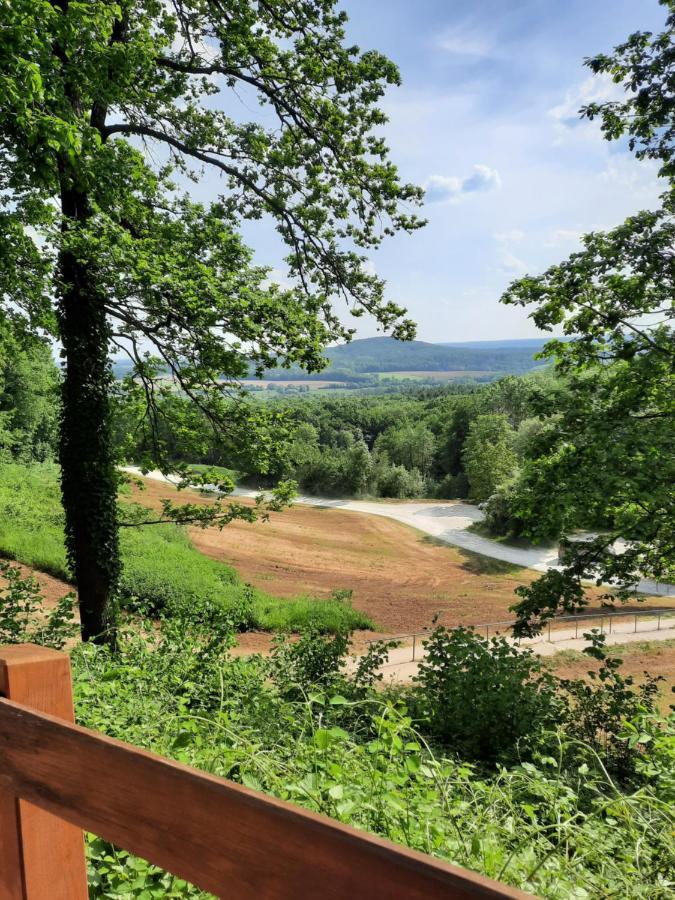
[412,634,416,662]
[0,644,88,900]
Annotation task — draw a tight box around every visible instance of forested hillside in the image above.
[250,336,547,380]
[113,336,546,382]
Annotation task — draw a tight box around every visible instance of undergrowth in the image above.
[0,463,372,633]
[3,568,673,898]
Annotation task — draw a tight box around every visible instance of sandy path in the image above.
[358,616,675,683]
[122,468,674,598]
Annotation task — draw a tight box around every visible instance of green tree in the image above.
[462,414,517,502]
[501,1,675,634]
[344,438,373,495]
[0,321,59,461]
[374,422,436,475]
[0,1,423,641]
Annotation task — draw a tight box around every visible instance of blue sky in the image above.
[340,0,666,342]
[225,1,668,343]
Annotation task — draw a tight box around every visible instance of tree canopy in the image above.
[0,0,423,640]
[501,1,675,634]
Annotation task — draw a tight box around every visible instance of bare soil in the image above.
[130,479,675,646]
[547,641,675,714]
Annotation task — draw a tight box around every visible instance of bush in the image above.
[480,481,527,537]
[377,464,426,498]
[559,631,663,780]
[435,472,469,499]
[413,627,562,761]
[0,562,77,648]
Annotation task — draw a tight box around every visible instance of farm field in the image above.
[238,379,345,389]
[371,370,499,380]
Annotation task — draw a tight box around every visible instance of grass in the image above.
[545,638,675,669]
[187,463,240,483]
[0,462,373,634]
[253,594,372,632]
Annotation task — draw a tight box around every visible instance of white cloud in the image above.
[494,228,525,244]
[436,24,497,58]
[548,73,624,138]
[543,228,586,248]
[424,165,501,204]
[499,250,528,274]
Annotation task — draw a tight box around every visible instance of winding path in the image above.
[123,468,673,598]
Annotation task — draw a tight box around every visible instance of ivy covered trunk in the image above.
[58,186,120,645]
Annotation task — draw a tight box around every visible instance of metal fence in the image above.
[369,607,675,665]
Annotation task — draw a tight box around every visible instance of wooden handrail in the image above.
[0,645,87,900]
[0,645,531,899]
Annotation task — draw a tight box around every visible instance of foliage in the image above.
[0,562,76,648]
[0,0,425,640]
[462,414,518,502]
[0,320,59,462]
[5,567,673,898]
[269,629,350,697]
[412,627,562,762]
[559,631,664,780]
[71,612,675,898]
[119,375,554,501]
[0,462,370,634]
[500,4,675,633]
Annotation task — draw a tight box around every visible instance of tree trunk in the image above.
[58,186,120,645]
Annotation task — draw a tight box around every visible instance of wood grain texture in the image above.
[0,645,88,900]
[0,697,532,900]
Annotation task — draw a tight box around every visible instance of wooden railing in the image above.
[0,644,530,899]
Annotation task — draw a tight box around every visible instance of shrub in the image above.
[377,464,426,498]
[0,562,76,648]
[435,472,469,499]
[481,481,528,537]
[412,627,562,761]
[269,629,349,696]
[559,631,664,780]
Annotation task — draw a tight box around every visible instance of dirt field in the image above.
[546,640,675,714]
[239,379,343,389]
[130,479,674,642]
[375,370,497,380]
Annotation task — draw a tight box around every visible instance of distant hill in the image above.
[438,338,551,351]
[320,336,546,375]
[112,336,551,382]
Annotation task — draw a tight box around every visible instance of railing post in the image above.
[0,644,88,900]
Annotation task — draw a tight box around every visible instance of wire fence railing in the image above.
[368,607,675,665]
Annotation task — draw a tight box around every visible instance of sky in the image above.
[215,0,668,344]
